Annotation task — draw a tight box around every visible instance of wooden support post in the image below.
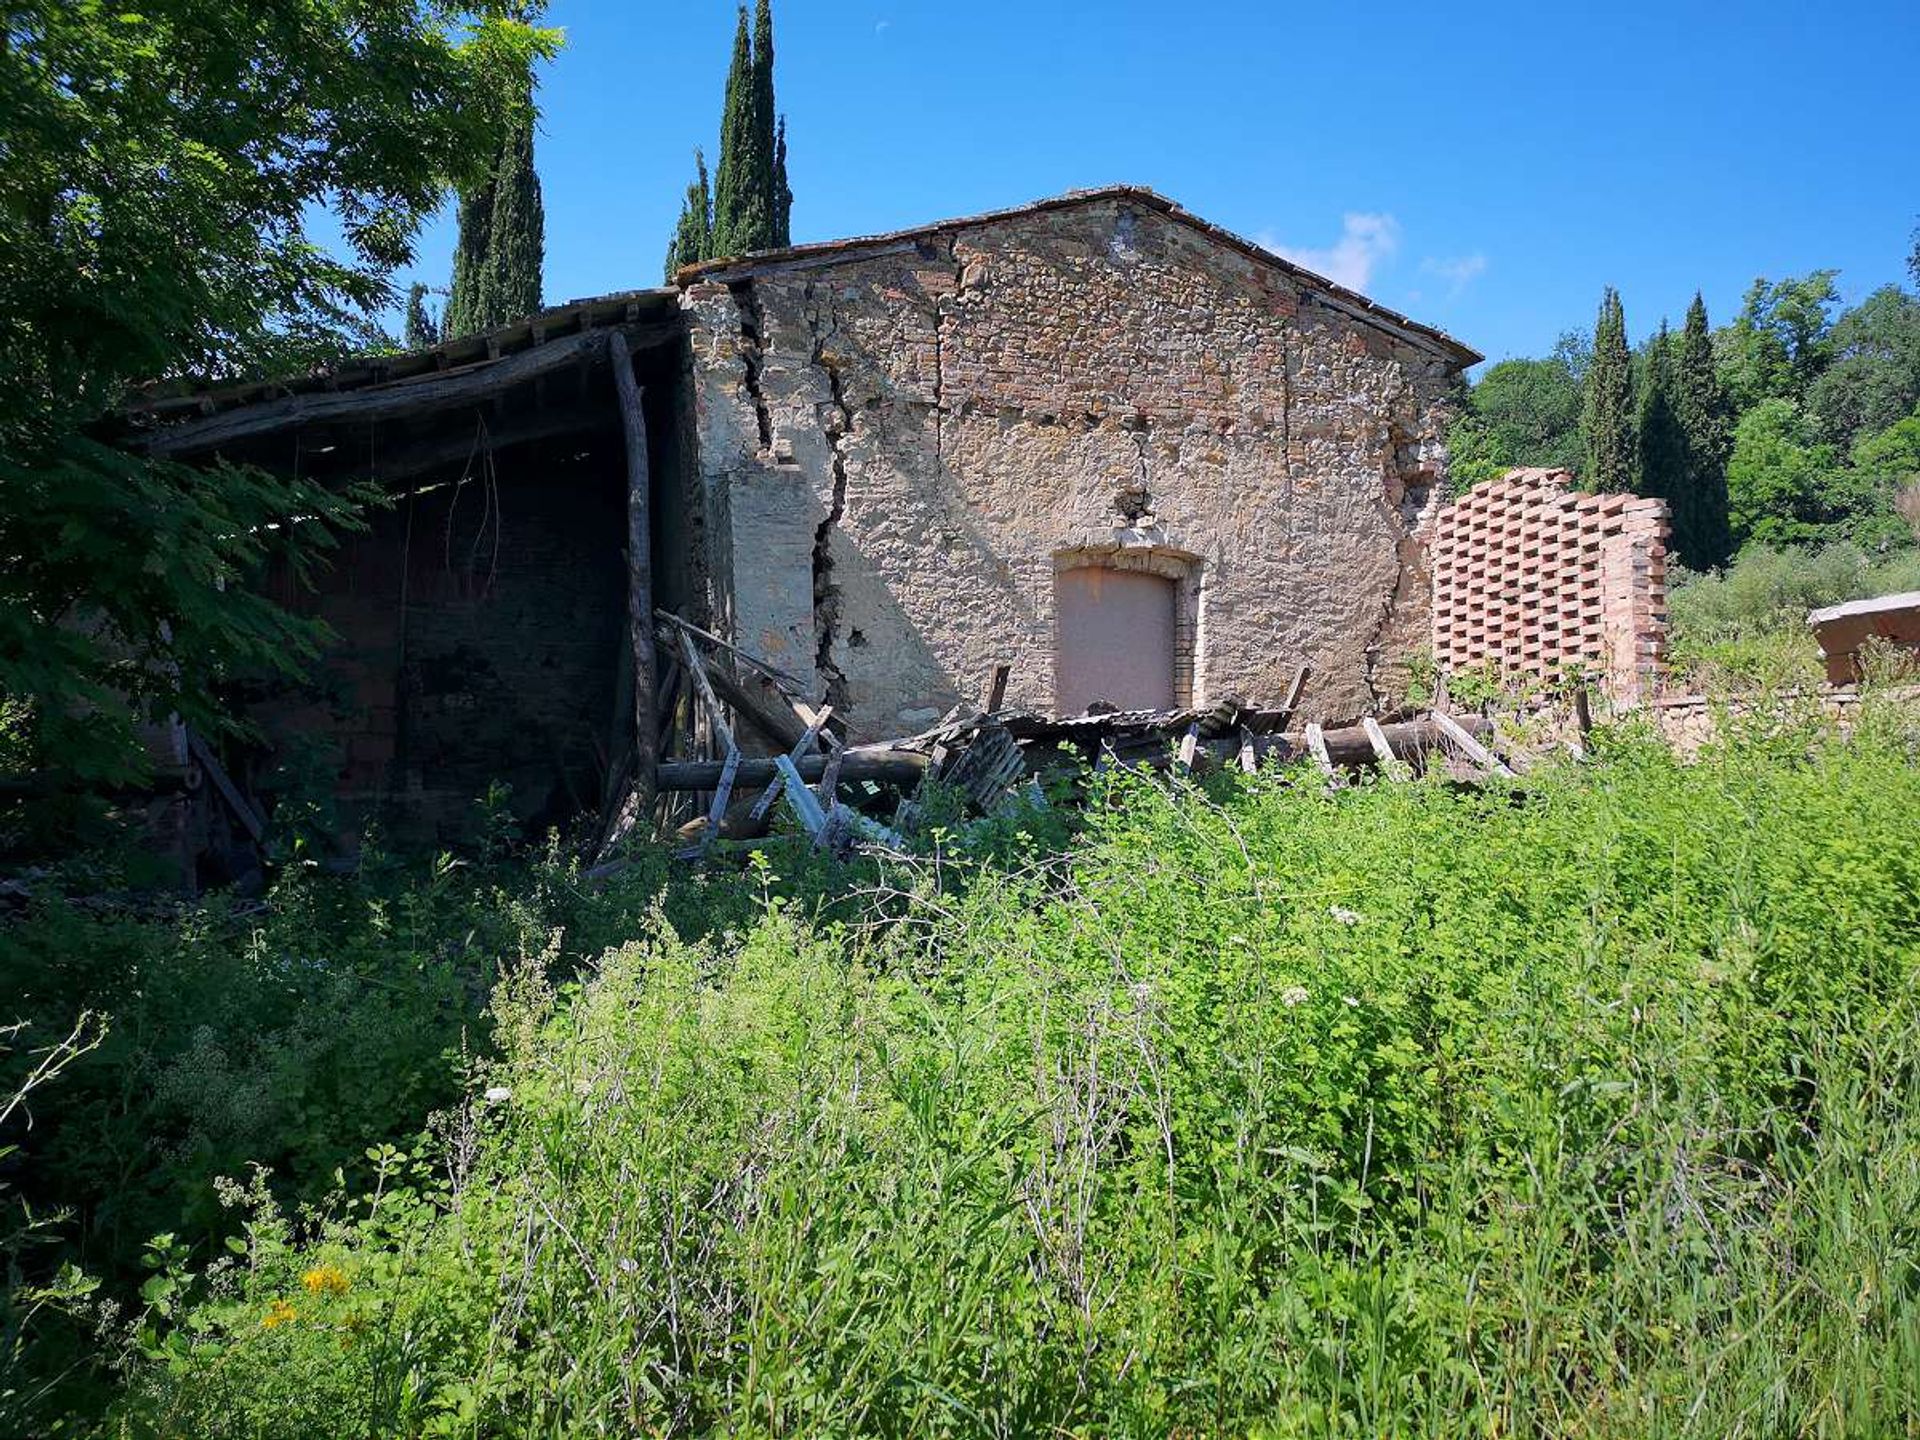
[815,732,845,805]
[1361,716,1412,781]
[1176,721,1200,772]
[980,663,1011,715]
[610,331,657,816]
[1237,727,1258,774]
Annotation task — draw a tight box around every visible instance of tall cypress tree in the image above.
[403,283,440,350]
[444,171,496,340]
[1635,322,1687,515]
[701,2,787,260]
[1672,292,1735,568]
[444,86,544,337]
[1581,286,1635,491]
[773,114,792,247]
[664,150,714,281]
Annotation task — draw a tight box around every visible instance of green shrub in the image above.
[110,702,1920,1437]
[1668,542,1920,686]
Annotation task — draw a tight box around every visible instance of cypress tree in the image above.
[664,150,714,281]
[444,87,544,337]
[444,171,496,340]
[705,2,788,259]
[403,283,440,350]
[773,115,792,247]
[1635,322,1687,515]
[709,8,766,258]
[1581,286,1635,491]
[1672,292,1735,568]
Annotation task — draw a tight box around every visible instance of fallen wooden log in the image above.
[657,749,929,791]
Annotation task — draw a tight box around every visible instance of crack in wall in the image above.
[729,280,774,450]
[1358,433,1430,714]
[803,283,853,709]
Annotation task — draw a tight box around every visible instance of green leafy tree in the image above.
[1635,323,1688,521]
[1466,355,1583,472]
[1581,287,1635,491]
[1805,285,1920,449]
[1725,398,1877,547]
[403,283,441,350]
[1715,271,1840,410]
[0,0,557,785]
[1672,293,1734,569]
[444,83,544,337]
[774,114,793,248]
[664,151,714,281]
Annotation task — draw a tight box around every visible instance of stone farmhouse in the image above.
[133,187,1661,842]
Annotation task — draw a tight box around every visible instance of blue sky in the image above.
[390,0,1919,366]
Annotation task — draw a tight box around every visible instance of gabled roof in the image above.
[677,184,1483,368]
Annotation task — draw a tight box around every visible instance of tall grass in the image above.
[109,701,1920,1438]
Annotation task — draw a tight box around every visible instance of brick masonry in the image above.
[684,195,1470,735]
[1431,468,1669,704]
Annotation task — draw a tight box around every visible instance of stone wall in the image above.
[1431,469,1669,704]
[684,196,1466,735]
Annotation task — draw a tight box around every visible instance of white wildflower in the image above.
[482,1085,512,1105]
[1281,985,1310,1008]
[1343,995,1360,1008]
[1328,905,1362,926]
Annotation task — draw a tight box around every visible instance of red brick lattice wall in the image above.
[1431,469,1668,703]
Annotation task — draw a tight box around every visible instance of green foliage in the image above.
[1806,285,1920,449]
[663,150,714,281]
[401,283,441,351]
[1715,271,1842,410]
[105,714,1920,1436]
[1725,397,1898,548]
[1667,541,1920,686]
[0,0,558,788]
[1635,321,1687,522]
[444,84,545,338]
[706,1,788,261]
[1671,293,1735,569]
[1581,287,1635,490]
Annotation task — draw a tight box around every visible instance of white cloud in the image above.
[1419,253,1489,298]
[1262,213,1401,293]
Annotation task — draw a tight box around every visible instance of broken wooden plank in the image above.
[660,748,925,791]
[1361,716,1413,781]
[980,663,1011,715]
[747,705,832,824]
[691,648,807,750]
[1304,722,1337,779]
[773,754,831,843]
[1432,710,1514,777]
[697,744,742,858]
[1282,665,1312,713]
[674,625,735,755]
[186,731,266,844]
[815,733,845,806]
[1176,722,1200,772]
[1237,728,1258,774]
[654,609,809,693]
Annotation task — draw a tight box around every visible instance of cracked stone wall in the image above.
[684,197,1463,735]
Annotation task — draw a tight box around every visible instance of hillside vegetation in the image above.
[86,701,1920,1438]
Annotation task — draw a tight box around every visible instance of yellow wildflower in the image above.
[302,1263,350,1297]
[261,1299,299,1329]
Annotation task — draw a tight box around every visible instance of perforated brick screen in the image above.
[1431,469,1668,704]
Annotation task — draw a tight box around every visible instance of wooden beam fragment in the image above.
[980,663,1011,715]
[611,331,658,816]
[675,625,734,755]
[1432,710,1514,777]
[1304,722,1337,779]
[660,748,925,791]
